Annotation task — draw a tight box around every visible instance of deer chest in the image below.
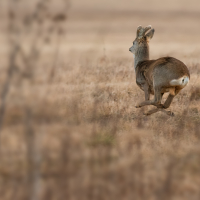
[135,62,154,94]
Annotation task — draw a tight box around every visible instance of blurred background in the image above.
[0,0,200,199]
[69,0,200,63]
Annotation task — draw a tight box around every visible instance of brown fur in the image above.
[129,26,190,116]
[136,57,190,95]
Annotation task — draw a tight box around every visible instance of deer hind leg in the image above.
[136,86,162,108]
[144,88,179,116]
[144,107,174,116]
[144,94,175,116]
[162,88,181,109]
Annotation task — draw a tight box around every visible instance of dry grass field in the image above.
[0,0,200,199]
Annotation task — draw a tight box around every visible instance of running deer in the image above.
[129,25,190,116]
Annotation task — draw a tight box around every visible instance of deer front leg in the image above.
[136,86,162,108]
[144,89,178,116]
[144,84,150,101]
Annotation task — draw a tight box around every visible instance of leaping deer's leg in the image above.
[162,94,174,109]
[136,86,162,108]
[143,93,167,115]
[144,88,180,116]
[162,88,181,109]
[144,94,175,116]
[144,108,174,116]
[144,84,150,101]
[144,107,161,115]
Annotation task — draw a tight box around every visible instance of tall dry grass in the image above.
[0,0,200,199]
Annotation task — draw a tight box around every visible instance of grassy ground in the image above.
[0,0,200,199]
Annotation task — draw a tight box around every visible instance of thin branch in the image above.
[0,44,19,132]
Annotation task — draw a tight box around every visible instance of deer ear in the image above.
[136,25,143,37]
[144,25,152,34]
[145,29,155,41]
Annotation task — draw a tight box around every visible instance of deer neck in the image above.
[134,44,149,70]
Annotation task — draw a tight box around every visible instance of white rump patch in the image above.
[170,76,189,87]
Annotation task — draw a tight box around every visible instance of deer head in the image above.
[129,25,155,54]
